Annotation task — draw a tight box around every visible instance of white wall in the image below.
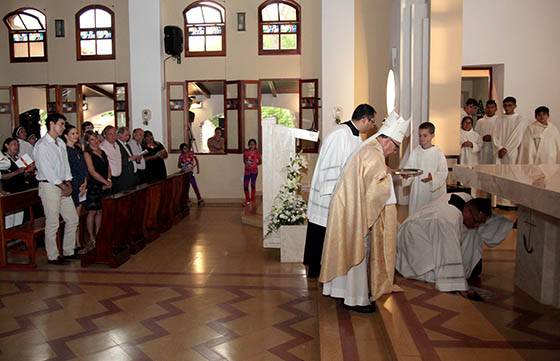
[128,0,164,141]
[321,0,354,138]
[463,0,560,126]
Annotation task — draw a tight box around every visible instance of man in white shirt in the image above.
[100,126,122,193]
[303,104,377,278]
[129,128,146,183]
[33,113,79,265]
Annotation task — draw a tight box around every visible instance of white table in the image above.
[454,164,560,307]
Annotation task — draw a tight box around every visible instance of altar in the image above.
[453,164,560,307]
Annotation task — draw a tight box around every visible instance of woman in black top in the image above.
[62,125,88,208]
[0,137,35,193]
[143,130,168,182]
[83,131,112,250]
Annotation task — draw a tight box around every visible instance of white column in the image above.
[128,0,165,141]
[321,0,355,138]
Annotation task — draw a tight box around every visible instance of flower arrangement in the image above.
[266,152,308,236]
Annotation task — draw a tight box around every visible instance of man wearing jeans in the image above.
[33,113,79,265]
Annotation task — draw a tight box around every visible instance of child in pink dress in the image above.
[178,142,204,207]
[242,139,262,206]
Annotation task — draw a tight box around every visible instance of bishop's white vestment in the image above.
[517,121,560,164]
[401,145,448,216]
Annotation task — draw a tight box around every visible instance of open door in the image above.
[299,79,319,153]
[241,80,260,152]
[0,87,14,138]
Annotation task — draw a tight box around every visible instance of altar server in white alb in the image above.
[303,104,377,278]
[475,100,498,164]
[320,112,409,313]
[493,96,527,164]
[459,116,482,166]
[396,194,495,296]
[518,106,560,164]
[461,98,478,126]
[401,122,448,216]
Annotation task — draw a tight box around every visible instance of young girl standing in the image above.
[178,142,204,207]
[243,139,262,207]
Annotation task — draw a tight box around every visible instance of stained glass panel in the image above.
[96,30,112,39]
[263,24,279,33]
[188,26,205,35]
[13,34,28,42]
[263,34,279,50]
[29,32,44,41]
[81,31,96,40]
[280,24,297,33]
[280,34,296,50]
[261,4,279,21]
[206,26,223,35]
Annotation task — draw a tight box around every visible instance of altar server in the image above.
[475,100,498,164]
[401,122,448,216]
[461,98,478,126]
[518,106,560,164]
[303,104,377,278]
[396,194,494,293]
[459,116,482,165]
[320,112,409,312]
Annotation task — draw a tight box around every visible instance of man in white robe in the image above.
[303,104,377,278]
[396,194,493,293]
[518,106,560,164]
[475,100,498,165]
[493,96,528,206]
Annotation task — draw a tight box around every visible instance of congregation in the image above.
[0,112,172,265]
[304,96,559,313]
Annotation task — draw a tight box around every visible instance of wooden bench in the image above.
[0,188,62,268]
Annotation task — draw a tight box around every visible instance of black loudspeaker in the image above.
[164,26,183,56]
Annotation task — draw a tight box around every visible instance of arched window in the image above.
[258,0,300,55]
[3,8,47,62]
[183,1,226,57]
[76,5,115,60]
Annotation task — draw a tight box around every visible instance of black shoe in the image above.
[343,303,376,313]
[64,254,81,261]
[48,256,70,265]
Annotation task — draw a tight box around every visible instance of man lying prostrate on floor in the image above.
[396,193,511,299]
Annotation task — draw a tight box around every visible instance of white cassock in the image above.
[18,139,34,161]
[401,145,448,216]
[459,129,482,165]
[322,179,397,306]
[517,121,560,164]
[396,193,513,292]
[474,115,497,164]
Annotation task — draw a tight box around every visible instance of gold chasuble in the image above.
[319,139,399,301]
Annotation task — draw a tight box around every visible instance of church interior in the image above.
[0,0,559,360]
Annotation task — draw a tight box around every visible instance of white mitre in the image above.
[376,110,410,143]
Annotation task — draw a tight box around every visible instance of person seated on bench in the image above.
[1,137,36,193]
[33,113,80,265]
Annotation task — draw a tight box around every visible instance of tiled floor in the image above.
[0,206,319,361]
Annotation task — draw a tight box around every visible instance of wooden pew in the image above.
[81,172,190,268]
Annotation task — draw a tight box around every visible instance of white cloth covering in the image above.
[401,145,448,216]
[459,129,482,165]
[307,122,361,227]
[518,121,560,164]
[475,115,497,164]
